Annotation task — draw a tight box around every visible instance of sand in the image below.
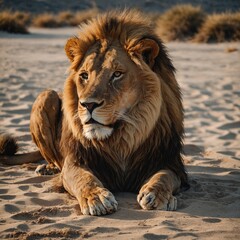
[0,28,240,239]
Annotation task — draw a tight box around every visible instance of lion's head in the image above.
[63,10,183,155]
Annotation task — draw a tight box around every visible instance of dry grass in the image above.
[225,46,238,53]
[0,11,29,33]
[194,12,240,42]
[32,13,61,28]
[69,8,99,26]
[32,8,98,28]
[0,9,98,31]
[156,4,206,41]
[57,11,75,26]
[13,11,31,26]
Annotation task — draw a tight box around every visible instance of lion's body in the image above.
[1,10,189,215]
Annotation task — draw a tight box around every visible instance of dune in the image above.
[0,28,239,239]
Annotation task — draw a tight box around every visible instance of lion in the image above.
[0,10,189,215]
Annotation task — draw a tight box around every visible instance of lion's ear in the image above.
[65,37,80,62]
[133,39,159,68]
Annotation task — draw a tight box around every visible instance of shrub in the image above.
[31,9,98,28]
[156,4,206,41]
[57,11,75,26]
[68,8,99,26]
[0,11,29,33]
[13,11,31,26]
[194,12,240,42]
[32,13,61,28]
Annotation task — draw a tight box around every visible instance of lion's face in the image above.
[75,42,143,140]
[64,20,164,146]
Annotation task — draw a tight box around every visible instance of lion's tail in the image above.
[0,134,43,165]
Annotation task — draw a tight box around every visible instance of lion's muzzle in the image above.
[79,99,115,140]
[79,100,104,114]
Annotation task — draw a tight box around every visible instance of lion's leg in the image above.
[137,170,181,211]
[61,155,118,216]
[30,90,62,171]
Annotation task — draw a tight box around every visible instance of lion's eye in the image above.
[79,72,88,81]
[112,71,123,79]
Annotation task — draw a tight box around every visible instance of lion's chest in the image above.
[85,151,155,192]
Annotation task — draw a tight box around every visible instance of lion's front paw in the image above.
[137,188,177,211]
[79,187,118,216]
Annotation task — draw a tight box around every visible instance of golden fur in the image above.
[1,10,189,215]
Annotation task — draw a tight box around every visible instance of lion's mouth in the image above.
[83,118,122,140]
[85,118,114,128]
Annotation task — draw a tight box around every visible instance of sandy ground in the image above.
[0,28,240,239]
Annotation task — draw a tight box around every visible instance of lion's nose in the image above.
[80,100,104,113]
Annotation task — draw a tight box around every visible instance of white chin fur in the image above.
[83,124,113,140]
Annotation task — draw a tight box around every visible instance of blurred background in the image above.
[1,0,240,14]
[0,0,240,42]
